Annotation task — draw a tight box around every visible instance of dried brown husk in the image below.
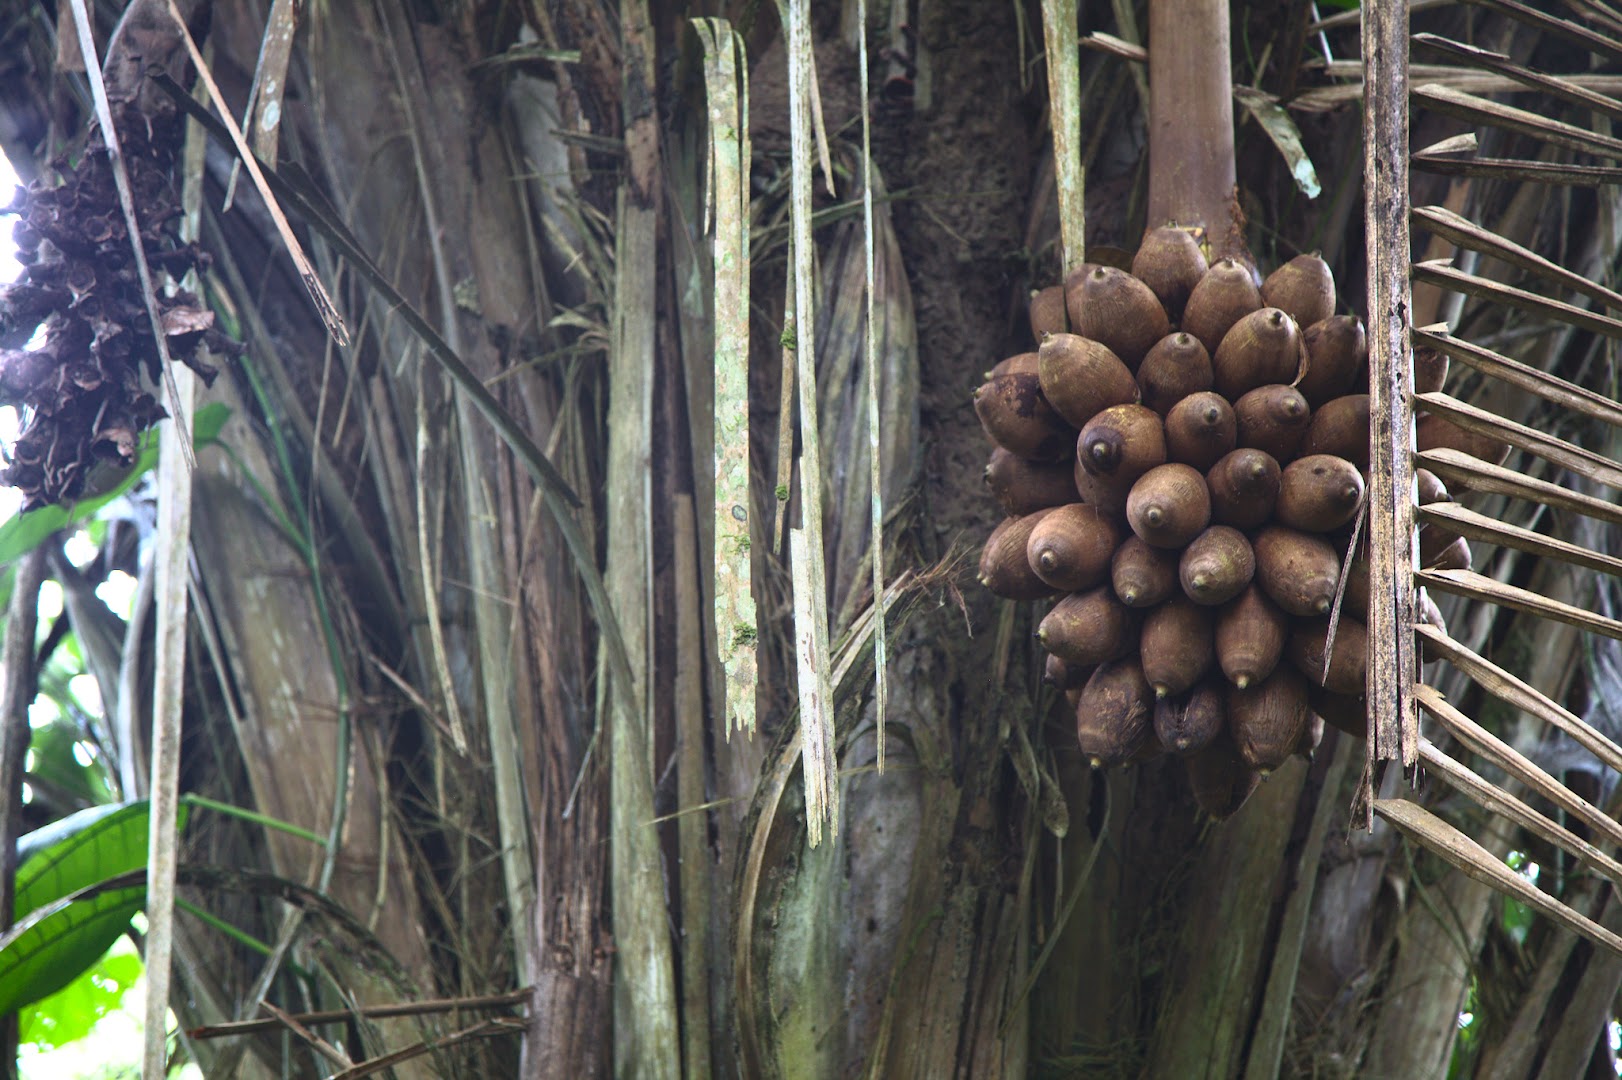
[1234,384,1312,462]
[1137,332,1214,416]
[1037,332,1141,428]
[1165,391,1238,472]
[1253,525,1341,616]
[1180,525,1255,606]
[1276,454,1366,532]
[1212,307,1304,400]
[1026,502,1121,591]
[1126,463,1212,549]
[1207,448,1282,529]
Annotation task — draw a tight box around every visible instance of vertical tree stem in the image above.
[1041,0,1086,274]
[1146,0,1241,255]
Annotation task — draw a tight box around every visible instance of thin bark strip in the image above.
[1362,0,1418,770]
[673,497,714,1078]
[609,1,680,1074]
[0,550,45,1079]
[145,365,195,1078]
[1042,0,1086,274]
[693,18,757,738]
[785,0,838,843]
[1146,0,1238,253]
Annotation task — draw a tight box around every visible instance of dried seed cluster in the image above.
[0,102,234,511]
[976,227,1470,818]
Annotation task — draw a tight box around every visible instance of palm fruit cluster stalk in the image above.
[0,97,237,512]
[977,231,1472,818]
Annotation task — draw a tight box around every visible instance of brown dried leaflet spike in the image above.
[984,447,1080,515]
[1026,503,1120,591]
[1296,316,1367,407]
[1141,597,1215,699]
[979,510,1060,600]
[1029,285,1068,339]
[1276,454,1365,532]
[1253,526,1341,616]
[1126,463,1211,549]
[1182,257,1264,355]
[1111,535,1180,608]
[1075,658,1155,768]
[1075,404,1166,512]
[1137,333,1214,417]
[1260,252,1335,329]
[1300,393,1370,470]
[1215,584,1288,689]
[1066,265,1171,370]
[1132,225,1208,320]
[1212,307,1304,400]
[1180,525,1254,606]
[1039,586,1137,667]
[1287,617,1369,696]
[1234,384,1312,462]
[1154,680,1224,756]
[1186,734,1261,819]
[974,373,1076,461]
[1228,665,1311,773]
[1037,333,1141,428]
[1164,391,1237,472]
[1207,448,1281,529]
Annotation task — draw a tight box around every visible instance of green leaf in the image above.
[17,940,140,1049]
[0,402,231,568]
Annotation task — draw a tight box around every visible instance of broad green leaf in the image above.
[17,940,140,1049]
[15,801,174,918]
[0,881,146,1016]
[0,402,231,569]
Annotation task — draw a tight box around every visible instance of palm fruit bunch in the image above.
[0,99,235,512]
[976,226,1467,818]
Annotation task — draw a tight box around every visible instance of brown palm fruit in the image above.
[1260,253,1335,328]
[1413,343,1449,394]
[1155,680,1224,756]
[1207,448,1281,529]
[1039,586,1137,667]
[1424,533,1472,572]
[1165,391,1238,471]
[1234,384,1312,462]
[1182,257,1264,355]
[1341,552,1369,618]
[1277,454,1366,532]
[1075,404,1166,512]
[1075,657,1155,767]
[1066,265,1171,370]
[1065,687,1084,711]
[1229,665,1311,773]
[1027,503,1120,591]
[1312,687,1368,739]
[1415,411,1511,467]
[1127,464,1212,549]
[1296,712,1326,761]
[975,373,1076,461]
[1212,308,1305,400]
[1132,225,1208,320]
[1296,316,1368,406]
[1186,734,1261,818]
[985,447,1080,515]
[1417,588,1447,662]
[1141,597,1215,699]
[980,510,1061,600]
[1288,617,1369,696]
[1045,654,1094,690]
[1215,584,1288,688]
[1112,535,1180,608]
[1180,525,1255,606]
[1029,285,1068,339]
[1416,468,1450,505]
[1137,333,1214,416]
[988,351,1040,379]
[1254,526,1341,616]
[1300,393,1370,470]
[1037,333,1141,428]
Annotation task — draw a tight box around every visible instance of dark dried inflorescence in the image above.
[0,99,238,511]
